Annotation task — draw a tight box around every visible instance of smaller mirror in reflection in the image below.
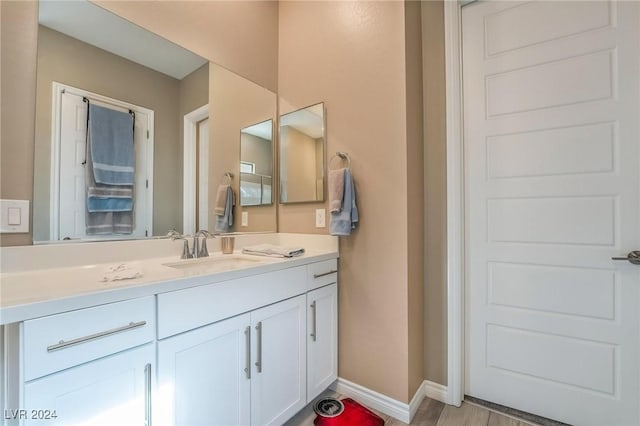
[279,102,325,204]
[240,120,273,206]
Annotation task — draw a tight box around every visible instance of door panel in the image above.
[157,314,251,426]
[463,1,640,425]
[58,91,151,240]
[251,295,306,426]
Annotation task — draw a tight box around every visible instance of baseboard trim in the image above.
[423,380,448,404]
[330,379,448,423]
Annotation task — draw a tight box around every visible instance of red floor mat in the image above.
[314,398,385,426]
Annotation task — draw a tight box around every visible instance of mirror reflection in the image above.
[31,0,278,243]
[279,103,326,204]
[240,120,273,206]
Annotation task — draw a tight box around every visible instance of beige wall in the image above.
[241,133,272,176]
[279,1,422,402]
[405,0,425,398]
[179,63,210,232]
[0,1,38,247]
[33,26,183,240]
[94,0,278,92]
[209,63,277,232]
[280,126,319,202]
[422,1,448,385]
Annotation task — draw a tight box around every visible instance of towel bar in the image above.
[329,152,351,169]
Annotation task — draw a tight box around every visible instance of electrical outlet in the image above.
[241,211,249,227]
[315,208,326,228]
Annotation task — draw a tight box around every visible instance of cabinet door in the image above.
[250,295,306,425]
[157,313,251,426]
[23,343,153,426]
[307,284,338,402]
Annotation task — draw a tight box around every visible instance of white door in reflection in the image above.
[55,84,154,240]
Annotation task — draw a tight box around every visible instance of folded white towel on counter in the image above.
[101,263,143,282]
[242,244,305,258]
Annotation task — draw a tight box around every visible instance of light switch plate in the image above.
[1,199,29,233]
[241,211,249,227]
[315,208,326,228]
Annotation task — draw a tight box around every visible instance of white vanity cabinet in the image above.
[3,255,339,426]
[156,266,309,426]
[305,259,338,403]
[156,313,251,426]
[7,296,155,426]
[306,283,338,403]
[250,295,307,425]
[23,344,153,426]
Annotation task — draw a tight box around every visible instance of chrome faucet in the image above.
[167,229,192,259]
[168,229,214,259]
[192,230,214,258]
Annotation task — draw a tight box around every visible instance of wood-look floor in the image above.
[285,390,538,426]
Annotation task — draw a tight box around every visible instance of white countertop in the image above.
[0,234,338,325]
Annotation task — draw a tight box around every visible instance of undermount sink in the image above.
[163,255,267,274]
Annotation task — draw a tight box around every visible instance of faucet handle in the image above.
[167,229,183,240]
[196,230,213,257]
[181,239,193,259]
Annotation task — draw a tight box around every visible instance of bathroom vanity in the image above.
[0,234,338,426]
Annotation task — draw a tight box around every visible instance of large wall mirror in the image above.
[240,120,273,206]
[279,103,326,204]
[31,0,277,243]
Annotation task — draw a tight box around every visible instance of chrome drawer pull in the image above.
[313,270,338,279]
[144,363,152,426]
[244,326,251,379]
[47,320,147,352]
[310,301,317,342]
[255,322,263,373]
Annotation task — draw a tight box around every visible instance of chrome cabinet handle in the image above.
[144,363,152,426]
[244,326,251,379]
[313,270,338,279]
[612,250,640,265]
[310,301,317,342]
[255,322,263,373]
[47,320,147,352]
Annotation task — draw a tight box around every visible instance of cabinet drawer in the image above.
[307,259,338,291]
[157,266,307,339]
[23,296,155,381]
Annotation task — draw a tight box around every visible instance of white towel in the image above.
[328,168,345,213]
[242,244,305,258]
[214,184,229,216]
[101,263,143,282]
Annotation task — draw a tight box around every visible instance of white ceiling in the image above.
[242,120,273,141]
[280,103,324,139]
[39,0,207,80]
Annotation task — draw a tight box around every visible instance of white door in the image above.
[307,284,338,403]
[156,313,251,426]
[23,344,153,426]
[251,295,306,425]
[463,1,640,425]
[57,89,152,240]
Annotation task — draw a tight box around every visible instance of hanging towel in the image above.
[86,211,133,235]
[85,106,134,235]
[242,244,305,258]
[214,184,229,216]
[328,168,345,213]
[330,168,358,236]
[215,185,235,233]
[88,103,135,185]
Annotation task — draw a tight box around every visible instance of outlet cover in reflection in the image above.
[241,211,249,227]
